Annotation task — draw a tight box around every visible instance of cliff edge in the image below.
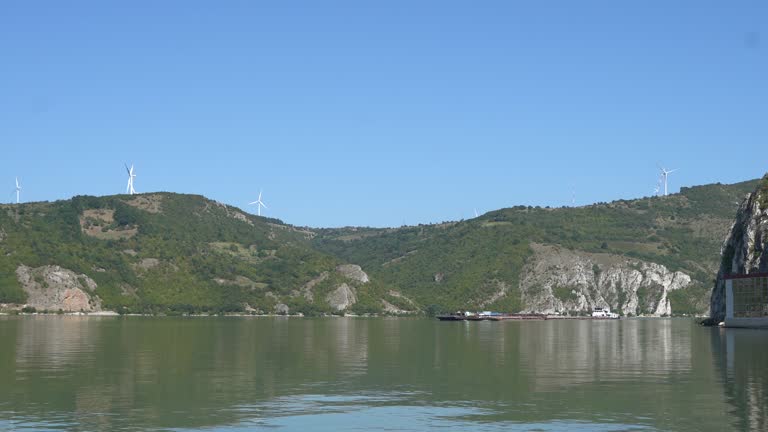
[710,174,768,321]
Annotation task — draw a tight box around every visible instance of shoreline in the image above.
[0,311,708,319]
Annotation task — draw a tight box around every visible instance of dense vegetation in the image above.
[758,174,768,212]
[313,180,760,314]
[0,193,371,314]
[0,178,759,316]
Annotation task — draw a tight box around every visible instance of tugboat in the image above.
[436,311,477,321]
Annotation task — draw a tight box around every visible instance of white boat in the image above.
[591,307,619,319]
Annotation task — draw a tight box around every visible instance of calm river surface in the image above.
[0,316,766,431]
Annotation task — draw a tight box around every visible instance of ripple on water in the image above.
[179,392,656,432]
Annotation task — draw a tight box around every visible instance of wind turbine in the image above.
[474,208,479,218]
[658,165,677,196]
[571,187,576,206]
[125,164,137,195]
[15,177,21,204]
[249,190,267,216]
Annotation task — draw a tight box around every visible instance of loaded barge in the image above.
[437,307,621,321]
[436,311,547,321]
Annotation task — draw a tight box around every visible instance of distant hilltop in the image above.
[0,177,761,316]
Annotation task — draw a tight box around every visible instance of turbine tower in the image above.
[125,164,137,195]
[15,177,21,204]
[249,190,267,216]
[658,166,677,196]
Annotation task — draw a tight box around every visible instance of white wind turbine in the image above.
[249,190,267,216]
[658,165,677,196]
[125,163,137,195]
[474,208,479,218]
[15,177,21,204]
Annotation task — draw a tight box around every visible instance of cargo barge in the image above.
[436,311,547,321]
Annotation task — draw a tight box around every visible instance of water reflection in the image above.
[520,319,692,391]
[0,316,764,431]
[711,328,768,431]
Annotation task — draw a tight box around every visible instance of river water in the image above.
[0,316,765,431]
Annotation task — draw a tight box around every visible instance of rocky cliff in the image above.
[521,244,691,316]
[710,175,768,321]
[16,265,102,312]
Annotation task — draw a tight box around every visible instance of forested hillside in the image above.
[313,179,759,314]
[0,193,390,315]
[0,179,759,316]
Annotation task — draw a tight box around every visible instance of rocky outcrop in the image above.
[296,272,329,301]
[326,283,357,311]
[381,299,406,314]
[294,266,370,310]
[520,244,690,316]
[16,265,102,312]
[710,175,768,321]
[335,264,369,283]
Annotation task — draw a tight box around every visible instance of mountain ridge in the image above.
[312,178,760,315]
[0,178,761,316]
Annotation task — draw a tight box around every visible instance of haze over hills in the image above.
[0,177,761,316]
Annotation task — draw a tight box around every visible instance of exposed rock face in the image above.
[274,303,289,314]
[382,290,419,314]
[710,176,768,321]
[296,271,329,301]
[381,299,406,314]
[16,265,102,312]
[336,264,369,283]
[521,244,690,316]
[326,283,357,311]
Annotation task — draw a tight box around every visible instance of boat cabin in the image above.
[592,307,619,319]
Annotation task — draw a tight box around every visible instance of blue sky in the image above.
[1,1,766,227]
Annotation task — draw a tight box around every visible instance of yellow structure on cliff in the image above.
[724,273,768,328]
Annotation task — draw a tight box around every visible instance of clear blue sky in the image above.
[1,1,766,227]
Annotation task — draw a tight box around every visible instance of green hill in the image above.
[312,179,759,315]
[0,179,759,316]
[0,193,388,315]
